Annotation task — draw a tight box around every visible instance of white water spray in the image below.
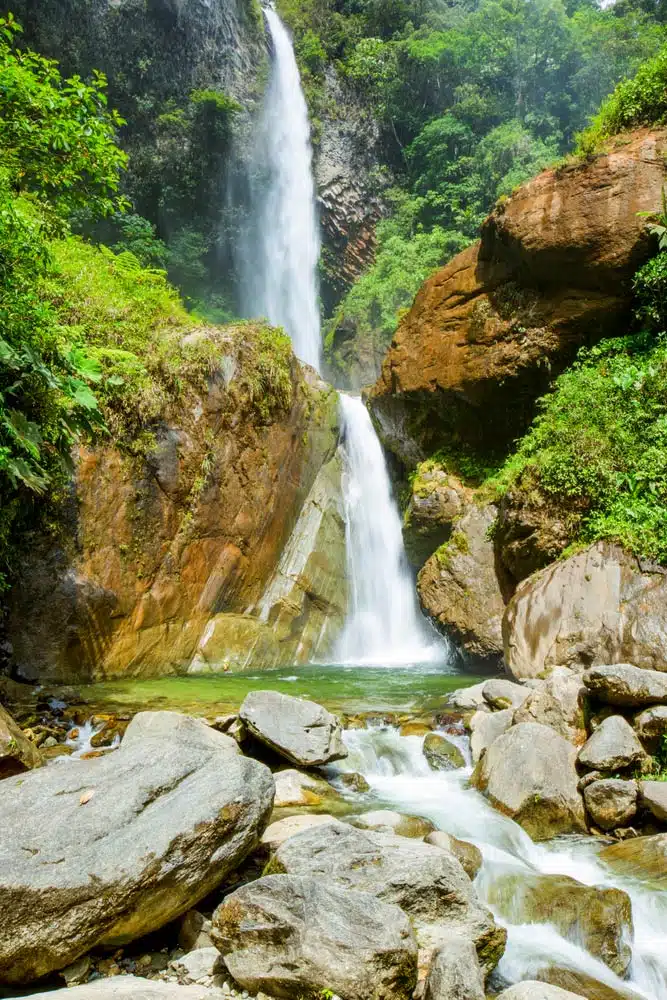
[334,395,446,665]
[241,7,321,369]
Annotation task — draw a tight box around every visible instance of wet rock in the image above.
[538,967,645,1000]
[212,874,418,1000]
[471,722,586,840]
[488,871,633,976]
[496,984,588,1000]
[583,779,638,831]
[633,705,667,751]
[399,720,432,736]
[272,819,505,977]
[483,679,529,711]
[25,980,230,999]
[424,831,483,880]
[599,833,667,886]
[239,690,347,766]
[448,682,488,710]
[470,708,514,764]
[639,781,667,823]
[0,704,42,778]
[355,809,435,838]
[261,813,337,850]
[339,771,371,793]
[423,937,485,1000]
[503,543,667,680]
[0,711,274,984]
[418,505,506,666]
[423,732,466,771]
[578,716,647,772]
[584,664,667,709]
[514,668,587,745]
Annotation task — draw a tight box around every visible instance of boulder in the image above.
[537,968,645,1000]
[260,813,337,850]
[120,710,240,755]
[599,834,667,887]
[0,704,42,778]
[418,505,507,665]
[403,466,471,568]
[271,819,505,976]
[423,732,466,770]
[355,810,435,838]
[273,768,339,808]
[471,722,586,840]
[239,690,347,766]
[483,679,529,711]
[488,871,632,975]
[423,938,485,1000]
[496,985,587,1000]
[19,980,227,1000]
[470,708,514,764]
[211,874,418,1000]
[583,779,638,831]
[514,668,587,745]
[577,716,646,772]
[584,664,667,708]
[639,781,667,823]
[424,831,483,880]
[633,705,667,750]
[178,911,212,952]
[171,947,223,982]
[448,681,488,710]
[0,711,274,984]
[503,543,667,680]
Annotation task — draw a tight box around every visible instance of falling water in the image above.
[241,7,321,370]
[334,394,447,665]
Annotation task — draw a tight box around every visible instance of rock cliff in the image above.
[368,129,667,469]
[7,329,344,683]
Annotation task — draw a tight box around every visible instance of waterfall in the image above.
[241,7,321,370]
[334,394,446,666]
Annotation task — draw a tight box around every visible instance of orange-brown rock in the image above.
[7,328,341,683]
[369,129,667,467]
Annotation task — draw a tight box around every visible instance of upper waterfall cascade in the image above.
[241,7,321,370]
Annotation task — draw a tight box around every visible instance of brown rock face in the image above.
[368,130,667,468]
[7,332,341,683]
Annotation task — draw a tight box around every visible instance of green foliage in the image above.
[634,248,667,331]
[110,213,168,268]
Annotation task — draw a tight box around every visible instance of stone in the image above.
[178,911,212,953]
[273,768,336,807]
[0,711,274,984]
[470,708,514,764]
[121,710,240,756]
[418,505,507,666]
[402,465,471,568]
[212,874,418,1000]
[584,663,667,708]
[60,956,91,987]
[424,831,483,880]
[339,771,371,792]
[423,938,485,1000]
[503,543,667,681]
[354,810,435,838]
[271,819,505,977]
[471,722,586,840]
[0,703,42,778]
[260,813,337,850]
[239,690,347,766]
[583,779,638,831]
[514,668,587,744]
[423,732,466,770]
[578,716,646,772]
[599,833,667,887]
[172,948,223,982]
[368,131,667,467]
[496,985,587,1000]
[633,705,667,750]
[447,681,488,710]
[482,678,529,711]
[25,980,229,999]
[639,781,667,823]
[538,968,645,1000]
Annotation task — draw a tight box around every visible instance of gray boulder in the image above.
[583,778,638,831]
[633,705,667,750]
[0,704,42,778]
[423,938,485,1000]
[17,980,226,1000]
[483,678,529,711]
[121,710,240,755]
[495,985,586,1000]
[577,715,646,772]
[273,768,341,808]
[424,831,483,880]
[354,809,435,838]
[239,690,347,765]
[271,819,505,976]
[470,708,514,764]
[447,681,488,710]
[513,668,587,745]
[261,813,337,850]
[471,723,586,840]
[0,712,274,984]
[640,781,667,823]
[583,663,667,708]
[211,874,418,1000]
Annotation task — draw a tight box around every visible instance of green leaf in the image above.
[67,346,103,382]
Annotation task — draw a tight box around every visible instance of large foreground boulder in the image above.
[212,874,418,1000]
[0,704,42,777]
[0,712,274,984]
[583,663,667,708]
[471,723,586,839]
[239,690,347,765]
[423,938,485,1000]
[22,980,224,999]
[271,819,505,976]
